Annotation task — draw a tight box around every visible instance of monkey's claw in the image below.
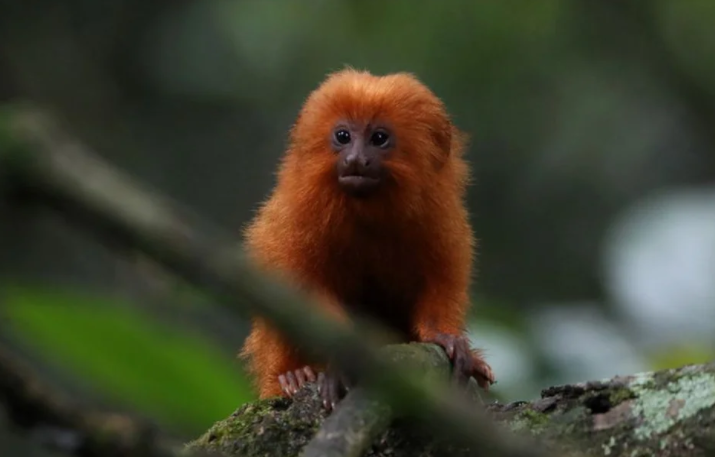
[278,366,318,397]
[426,333,495,390]
[317,369,352,412]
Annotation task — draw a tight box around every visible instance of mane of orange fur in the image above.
[240,68,475,398]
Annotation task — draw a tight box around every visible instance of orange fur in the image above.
[240,68,481,398]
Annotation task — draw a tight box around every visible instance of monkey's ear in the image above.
[428,118,454,168]
[433,122,453,154]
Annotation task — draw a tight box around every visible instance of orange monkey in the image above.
[240,68,494,410]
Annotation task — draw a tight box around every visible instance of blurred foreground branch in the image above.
[0,343,185,457]
[0,105,547,457]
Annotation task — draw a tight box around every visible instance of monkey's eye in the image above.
[334,129,351,145]
[370,131,390,147]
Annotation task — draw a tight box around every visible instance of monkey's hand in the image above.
[317,367,353,412]
[278,366,318,397]
[425,333,495,390]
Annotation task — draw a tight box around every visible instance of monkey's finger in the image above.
[279,374,292,397]
[323,379,333,411]
[317,372,325,393]
[295,368,307,388]
[304,366,317,383]
[474,370,492,390]
[473,362,495,390]
[286,371,299,395]
[452,351,471,386]
[457,338,479,386]
[320,373,340,412]
[328,378,340,412]
[320,377,332,411]
[429,333,456,359]
[445,343,456,360]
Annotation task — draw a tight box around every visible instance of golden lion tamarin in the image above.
[240,68,494,410]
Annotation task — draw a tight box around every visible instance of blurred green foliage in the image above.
[649,344,715,373]
[3,285,254,434]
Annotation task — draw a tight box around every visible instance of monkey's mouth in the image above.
[338,174,381,197]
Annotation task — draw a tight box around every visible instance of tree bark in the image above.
[186,356,715,457]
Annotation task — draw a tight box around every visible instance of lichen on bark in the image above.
[186,358,715,457]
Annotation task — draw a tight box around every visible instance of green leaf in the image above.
[3,285,255,434]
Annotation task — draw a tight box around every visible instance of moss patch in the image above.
[509,408,549,435]
[609,387,636,406]
[630,372,715,441]
[185,392,326,456]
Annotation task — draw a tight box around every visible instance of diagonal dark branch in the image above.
[0,105,552,457]
[299,343,443,457]
[299,389,392,457]
[0,342,190,457]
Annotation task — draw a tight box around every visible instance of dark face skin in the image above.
[331,121,394,198]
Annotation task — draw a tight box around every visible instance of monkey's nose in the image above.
[337,148,382,197]
[342,154,370,174]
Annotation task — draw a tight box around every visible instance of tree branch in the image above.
[188,358,715,457]
[0,105,550,457]
[300,389,392,457]
[0,342,187,457]
[299,344,449,457]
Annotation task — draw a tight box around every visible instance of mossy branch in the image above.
[0,105,549,457]
[188,360,715,457]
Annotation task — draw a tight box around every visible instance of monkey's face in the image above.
[330,121,393,198]
[285,69,462,209]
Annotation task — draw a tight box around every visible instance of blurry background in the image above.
[2,0,715,454]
